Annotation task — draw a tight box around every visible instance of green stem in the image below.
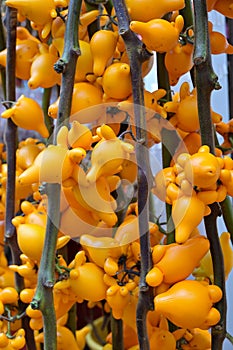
[4,7,36,350]
[220,196,233,244]
[193,0,221,153]
[226,332,233,345]
[42,87,54,141]
[204,203,226,349]
[66,303,77,336]
[111,315,124,350]
[31,1,82,349]
[193,1,226,348]
[4,7,17,240]
[3,6,25,289]
[112,1,153,349]
[180,0,195,84]
[31,183,61,350]
[84,0,100,38]
[156,53,172,102]
[156,53,177,244]
[54,0,82,134]
[180,0,193,31]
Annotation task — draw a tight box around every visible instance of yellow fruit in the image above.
[101,62,132,100]
[1,95,49,138]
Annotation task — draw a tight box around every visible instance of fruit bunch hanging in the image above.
[0,0,232,349]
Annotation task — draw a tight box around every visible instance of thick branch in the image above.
[4,6,17,241]
[54,0,82,133]
[193,0,221,153]
[204,203,226,349]
[31,183,61,350]
[4,7,36,350]
[193,1,226,348]
[156,53,177,244]
[112,1,153,349]
[31,1,82,349]
[4,6,26,287]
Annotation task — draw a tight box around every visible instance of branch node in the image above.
[137,137,146,145]
[74,47,81,57]
[54,59,68,74]
[119,28,127,35]
[44,280,54,288]
[30,300,40,310]
[214,81,222,90]
[193,56,205,65]
[140,284,149,292]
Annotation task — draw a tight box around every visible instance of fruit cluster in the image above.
[0,0,232,349]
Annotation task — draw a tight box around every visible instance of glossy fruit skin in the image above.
[209,21,233,54]
[146,235,210,287]
[172,195,208,243]
[164,82,222,132]
[85,124,134,183]
[193,231,233,282]
[49,82,103,122]
[73,176,118,227]
[70,263,107,302]
[28,47,61,89]
[16,143,42,170]
[149,327,176,350]
[130,15,184,53]
[182,328,211,350]
[5,0,67,38]
[0,287,18,304]
[90,29,118,77]
[1,95,49,138]
[154,280,222,329]
[214,0,233,18]
[13,222,69,262]
[125,0,185,22]
[0,39,39,80]
[80,234,125,268]
[101,62,132,100]
[106,284,131,319]
[67,121,93,150]
[71,82,103,118]
[184,150,221,189]
[20,288,35,304]
[165,43,194,85]
[152,167,176,202]
[15,223,46,262]
[52,38,94,82]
